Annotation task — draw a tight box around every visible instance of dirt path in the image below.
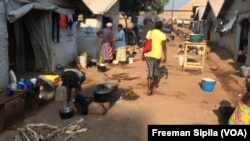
[0,27,246,141]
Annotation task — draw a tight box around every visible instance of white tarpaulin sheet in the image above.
[81,0,117,14]
[0,1,9,88]
[5,1,57,72]
[7,3,56,23]
[222,15,236,32]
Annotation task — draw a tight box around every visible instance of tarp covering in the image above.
[5,1,56,72]
[7,3,56,23]
[81,0,117,14]
[199,6,206,21]
[0,1,9,89]
[209,0,225,18]
[221,15,236,32]
[24,10,53,71]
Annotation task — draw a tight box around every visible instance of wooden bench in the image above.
[0,81,51,133]
[0,91,26,133]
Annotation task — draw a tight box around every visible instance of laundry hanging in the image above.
[59,14,68,27]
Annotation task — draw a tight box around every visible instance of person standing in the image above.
[228,89,250,125]
[114,24,126,65]
[97,22,114,64]
[142,21,167,96]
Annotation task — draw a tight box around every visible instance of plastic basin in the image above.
[201,78,216,92]
[190,34,204,43]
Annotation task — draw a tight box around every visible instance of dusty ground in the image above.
[0,26,247,141]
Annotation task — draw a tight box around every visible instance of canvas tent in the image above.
[76,0,119,59]
[0,0,88,89]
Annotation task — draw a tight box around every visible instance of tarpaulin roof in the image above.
[81,0,117,14]
[198,6,206,21]
[221,15,236,32]
[209,0,234,18]
[7,3,57,23]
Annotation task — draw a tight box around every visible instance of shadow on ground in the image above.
[213,100,235,125]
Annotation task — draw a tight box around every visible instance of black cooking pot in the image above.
[100,82,118,92]
[59,107,74,119]
[93,84,111,102]
[97,64,106,72]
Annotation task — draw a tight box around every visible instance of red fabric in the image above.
[108,45,113,60]
[143,39,152,53]
[59,14,67,27]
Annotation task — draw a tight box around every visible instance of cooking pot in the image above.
[59,107,74,119]
[39,78,55,101]
[100,82,118,92]
[97,64,106,72]
[93,84,111,102]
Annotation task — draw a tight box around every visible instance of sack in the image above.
[74,94,89,115]
[143,39,152,53]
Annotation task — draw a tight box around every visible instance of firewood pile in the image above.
[15,118,87,141]
[103,73,140,82]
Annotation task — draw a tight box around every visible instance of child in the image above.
[177,44,184,55]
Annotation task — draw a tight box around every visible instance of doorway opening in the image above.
[238,19,250,63]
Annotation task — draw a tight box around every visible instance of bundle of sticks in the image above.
[15,118,87,141]
[103,73,140,82]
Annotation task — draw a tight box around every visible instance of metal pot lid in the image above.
[101,82,118,86]
[100,83,118,91]
[93,84,111,94]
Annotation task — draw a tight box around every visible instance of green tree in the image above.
[149,0,168,14]
[119,0,168,27]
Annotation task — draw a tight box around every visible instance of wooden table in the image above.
[182,41,207,72]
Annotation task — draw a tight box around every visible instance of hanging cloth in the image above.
[59,14,67,27]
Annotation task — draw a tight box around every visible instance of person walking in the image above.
[97,22,114,64]
[142,21,167,96]
[114,24,126,65]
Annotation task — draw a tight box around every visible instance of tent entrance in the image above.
[7,10,53,72]
[8,17,36,72]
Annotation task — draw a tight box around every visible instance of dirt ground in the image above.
[0,26,247,141]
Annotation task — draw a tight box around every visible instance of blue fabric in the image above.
[116,30,126,48]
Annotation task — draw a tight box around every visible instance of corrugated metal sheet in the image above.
[81,0,117,14]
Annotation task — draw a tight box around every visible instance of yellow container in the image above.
[39,74,61,86]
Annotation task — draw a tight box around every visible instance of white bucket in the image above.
[79,52,87,69]
[129,58,134,64]
[241,65,250,77]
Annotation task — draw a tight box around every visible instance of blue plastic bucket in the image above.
[201,78,216,92]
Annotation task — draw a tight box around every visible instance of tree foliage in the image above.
[119,0,168,17]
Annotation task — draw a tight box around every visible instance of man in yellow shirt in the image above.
[142,21,167,95]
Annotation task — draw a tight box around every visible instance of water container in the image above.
[241,65,250,77]
[201,78,216,92]
[129,58,134,64]
[55,86,67,102]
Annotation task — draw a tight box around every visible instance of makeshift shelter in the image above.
[0,0,89,89]
[76,0,119,59]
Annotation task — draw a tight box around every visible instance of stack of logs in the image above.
[103,73,140,82]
